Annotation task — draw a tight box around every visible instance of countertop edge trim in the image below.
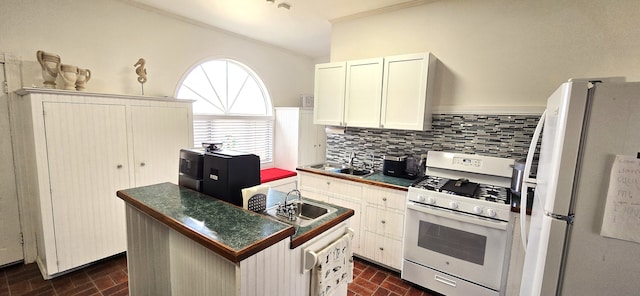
[290,209,355,249]
[117,190,294,263]
[296,168,409,191]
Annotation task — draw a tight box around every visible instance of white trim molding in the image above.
[431,105,545,115]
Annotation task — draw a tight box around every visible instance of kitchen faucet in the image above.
[277,189,302,221]
[284,189,302,206]
[348,151,356,170]
[368,153,376,171]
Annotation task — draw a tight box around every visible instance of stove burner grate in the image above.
[411,175,511,204]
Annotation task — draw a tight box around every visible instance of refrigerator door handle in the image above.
[545,211,574,224]
[520,110,547,249]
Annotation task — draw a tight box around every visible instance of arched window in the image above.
[177,59,273,163]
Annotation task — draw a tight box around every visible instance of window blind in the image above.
[193,115,273,163]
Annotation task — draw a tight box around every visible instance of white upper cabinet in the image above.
[381,52,436,131]
[313,62,346,126]
[344,58,384,128]
[313,52,436,131]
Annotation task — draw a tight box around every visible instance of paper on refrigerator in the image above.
[600,155,640,244]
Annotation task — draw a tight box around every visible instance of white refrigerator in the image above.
[519,79,640,295]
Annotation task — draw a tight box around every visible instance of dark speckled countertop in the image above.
[116,182,354,263]
[296,167,414,191]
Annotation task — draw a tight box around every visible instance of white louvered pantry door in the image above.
[130,105,190,186]
[43,102,130,272]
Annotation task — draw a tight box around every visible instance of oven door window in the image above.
[418,221,487,265]
[403,204,509,290]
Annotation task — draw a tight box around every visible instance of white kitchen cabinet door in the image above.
[327,196,362,254]
[313,62,346,126]
[43,102,130,273]
[274,108,325,171]
[130,105,191,186]
[344,58,384,128]
[380,52,436,131]
[298,109,325,166]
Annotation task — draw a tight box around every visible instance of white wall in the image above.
[330,0,640,110]
[0,0,315,107]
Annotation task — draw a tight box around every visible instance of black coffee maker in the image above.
[201,144,260,206]
[178,148,205,191]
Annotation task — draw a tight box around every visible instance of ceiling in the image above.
[123,0,432,59]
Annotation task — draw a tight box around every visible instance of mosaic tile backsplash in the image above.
[325,114,541,171]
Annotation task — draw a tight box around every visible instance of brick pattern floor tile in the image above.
[0,254,128,296]
[347,258,441,296]
[1,253,439,296]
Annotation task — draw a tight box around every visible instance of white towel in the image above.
[311,232,353,296]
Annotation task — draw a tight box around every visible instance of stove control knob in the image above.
[472,206,483,214]
[417,195,426,203]
[426,196,436,205]
[449,201,458,209]
[486,208,497,217]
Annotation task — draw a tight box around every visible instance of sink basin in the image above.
[264,200,337,227]
[306,163,375,178]
[308,163,346,172]
[339,168,374,177]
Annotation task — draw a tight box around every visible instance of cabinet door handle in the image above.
[381,220,386,224]
[140,162,146,167]
[379,247,384,251]
[116,164,123,169]
[382,197,387,202]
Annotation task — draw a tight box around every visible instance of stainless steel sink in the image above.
[308,163,346,171]
[338,168,374,177]
[264,200,337,227]
[306,163,375,178]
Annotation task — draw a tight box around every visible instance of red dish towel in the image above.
[260,168,297,183]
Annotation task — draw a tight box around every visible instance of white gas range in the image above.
[402,151,515,296]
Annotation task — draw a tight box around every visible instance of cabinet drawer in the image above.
[298,172,329,192]
[298,173,363,201]
[362,185,406,211]
[361,232,403,270]
[326,178,362,200]
[299,189,328,203]
[364,205,404,240]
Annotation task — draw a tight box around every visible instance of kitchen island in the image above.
[116,182,354,296]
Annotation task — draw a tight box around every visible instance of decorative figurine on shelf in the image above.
[75,68,91,91]
[36,50,61,88]
[134,58,147,95]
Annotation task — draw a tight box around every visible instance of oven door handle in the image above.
[407,202,508,231]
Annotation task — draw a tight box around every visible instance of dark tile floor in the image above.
[0,254,128,296]
[349,258,437,296]
[0,254,436,296]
